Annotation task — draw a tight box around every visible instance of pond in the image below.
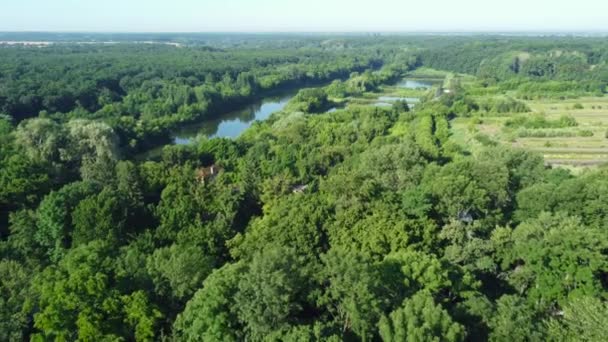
[395,78,436,89]
[377,96,420,103]
[372,78,441,107]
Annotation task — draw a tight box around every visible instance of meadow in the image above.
[451,90,608,170]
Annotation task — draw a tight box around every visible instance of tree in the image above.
[423,158,510,226]
[115,161,144,207]
[487,295,546,342]
[318,248,387,340]
[35,181,99,261]
[234,246,313,339]
[0,154,51,208]
[173,262,247,342]
[547,296,608,342]
[71,187,128,246]
[146,244,214,301]
[392,100,410,113]
[289,88,330,113]
[13,118,65,163]
[7,209,42,261]
[32,241,123,341]
[229,194,329,260]
[378,291,465,342]
[154,166,204,243]
[0,260,34,341]
[494,212,608,309]
[414,115,440,158]
[122,291,163,342]
[382,250,453,298]
[65,119,120,182]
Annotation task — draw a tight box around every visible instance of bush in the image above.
[515,129,593,138]
[516,129,573,138]
[505,114,578,129]
[474,133,498,146]
[471,117,483,124]
[578,130,594,137]
[573,103,584,109]
[288,88,330,113]
[478,97,530,113]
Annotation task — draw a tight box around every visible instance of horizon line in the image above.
[1,30,608,34]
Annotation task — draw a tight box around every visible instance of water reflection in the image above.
[173,93,294,144]
[377,96,420,103]
[173,78,440,144]
[395,78,439,89]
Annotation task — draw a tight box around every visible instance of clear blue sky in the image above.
[1,0,607,32]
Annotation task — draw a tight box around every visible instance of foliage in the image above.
[504,114,578,129]
[2,34,608,341]
[234,246,313,339]
[378,291,465,342]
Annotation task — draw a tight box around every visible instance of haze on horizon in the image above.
[1,0,607,33]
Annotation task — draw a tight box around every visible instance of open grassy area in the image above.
[452,95,608,169]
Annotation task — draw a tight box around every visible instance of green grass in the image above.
[450,95,608,170]
[406,67,450,78]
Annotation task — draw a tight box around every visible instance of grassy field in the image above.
[452,96,608,170]
[336,69,608,171]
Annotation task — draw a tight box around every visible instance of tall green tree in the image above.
[173,262,247,342]
[379,291,465,342]
[318,248,387,340]
[234,247,314,339]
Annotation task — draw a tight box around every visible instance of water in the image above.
[171,78,438,144]
[172,93,295,144]
[326,107,339,113]
[377,96,420,103]
[395,78,437,89]
[137,78,439,160]
[372,78,439,107]
[373,97,419,108]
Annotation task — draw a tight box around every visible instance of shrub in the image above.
[478,97,530,113]
[471,117,483,124]
[557,115,578,127]
[515,129,593,138]
[505,114,578,129]
[474,133,497,146]
[516,129,572,138]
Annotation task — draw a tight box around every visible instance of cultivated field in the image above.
[452,96,608,171]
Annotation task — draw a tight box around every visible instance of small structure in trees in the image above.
[457,209,474,224]
[196,164,222,184]
[292,184,309,194]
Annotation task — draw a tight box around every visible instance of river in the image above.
[173,92,294,143]
[138,77,439,159]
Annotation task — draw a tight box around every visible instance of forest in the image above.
[1,34,608,341]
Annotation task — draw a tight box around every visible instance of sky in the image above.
[1,0,607,32]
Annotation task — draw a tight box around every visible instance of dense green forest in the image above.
[2,34,608,341]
